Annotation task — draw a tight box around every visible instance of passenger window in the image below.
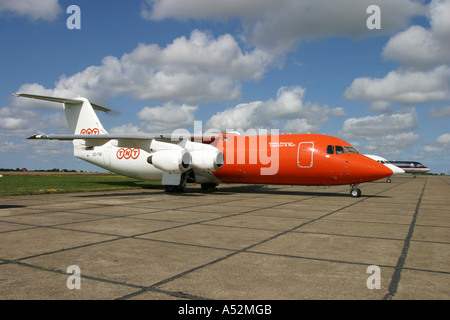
[326,145,334,154]
[335,146,346,154]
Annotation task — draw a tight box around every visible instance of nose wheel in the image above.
[350,184,361,198]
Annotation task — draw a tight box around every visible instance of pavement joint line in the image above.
[2,177,443,300]
[384,177,427,300]
[1,191,322,269]
[1,190,324,299]
[119,180,406,299]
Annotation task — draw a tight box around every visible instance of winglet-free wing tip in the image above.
[27,134,48,139]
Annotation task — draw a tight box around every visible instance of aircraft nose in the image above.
[356,155,393,182]
[390,165,405,174]
[375,161,393,178]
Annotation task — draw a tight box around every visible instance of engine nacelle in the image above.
[190,149,224,172]
[179,139,224,173]
[147,149,191,174]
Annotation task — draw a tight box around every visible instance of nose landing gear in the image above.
[350,184,361,198]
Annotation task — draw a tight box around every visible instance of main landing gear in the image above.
[350,184,361,198]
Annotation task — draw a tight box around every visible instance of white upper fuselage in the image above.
[364,155,405,175]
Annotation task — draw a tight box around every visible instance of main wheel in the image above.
[201,183,218,191]
[165,185,184,193]
[350,188,361,198]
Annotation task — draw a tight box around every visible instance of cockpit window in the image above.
[326,145,334,154]
[344,146,359,153]
[335,146,346,154]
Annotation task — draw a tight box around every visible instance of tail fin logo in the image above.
[80,128,100,135]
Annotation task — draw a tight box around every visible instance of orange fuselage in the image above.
[212,133,392,186]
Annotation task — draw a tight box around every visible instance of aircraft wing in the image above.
[27,133,219,143]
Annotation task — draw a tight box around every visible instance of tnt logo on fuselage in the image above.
[116,148,140,160]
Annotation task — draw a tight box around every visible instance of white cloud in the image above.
[382,0,450,70]
[339,108,422,156]
[142,0,425,54]
[416,133,450,159]
[206,86,345,132]
[369,101,393,114]
[429,105,450,118]
[11,30,274,107]
[339,108,418,139]
[437,133,450,146]
[0,0,62,21]
[345,0,450,105]
[382,25,449,70]
[109,123,145,136]
[282,119,320,133]
[137,103,198,131]
[0,106,39,136]
[142,0,277,21]
[364,132,421,155]
[344,65,450,105]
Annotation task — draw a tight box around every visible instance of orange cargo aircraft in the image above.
[210,133,392,197]
[15,93,393,197]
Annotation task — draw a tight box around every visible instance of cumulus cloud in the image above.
[345,0,450,105]
[11,30,274,108]
[137,103,198,132]
[0,106,40,136]
[383,0,450,70]
[416,133,450,159]
[429,105,450,118]
[206,86,345,132]
[142,0,425,54]
[0,0,62,21]
[0,103,68,161]
[364,132,421,155]
[339,108,418,138]
[382,26,450,71]
[437,133,450,146]
[338,108,422,155]
[344,65,450,105]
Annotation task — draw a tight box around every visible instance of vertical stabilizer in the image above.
[63,98,108,135]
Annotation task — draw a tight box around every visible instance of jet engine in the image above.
[147,149,191,174]
[179,139,224,172]
[190,149,224,172]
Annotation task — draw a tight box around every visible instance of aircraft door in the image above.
[103,145,112,166]
[297,142,314,168]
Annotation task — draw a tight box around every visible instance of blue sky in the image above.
[0,0,449,173]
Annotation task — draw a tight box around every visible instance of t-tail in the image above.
[13,93,110,135]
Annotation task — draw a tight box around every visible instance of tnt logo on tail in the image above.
[80,128,100,135]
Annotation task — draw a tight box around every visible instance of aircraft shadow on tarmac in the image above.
[74,183,390,199]
[0,205,26,209]
[200,185,391,198]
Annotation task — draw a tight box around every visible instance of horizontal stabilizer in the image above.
[13,93,111,113]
